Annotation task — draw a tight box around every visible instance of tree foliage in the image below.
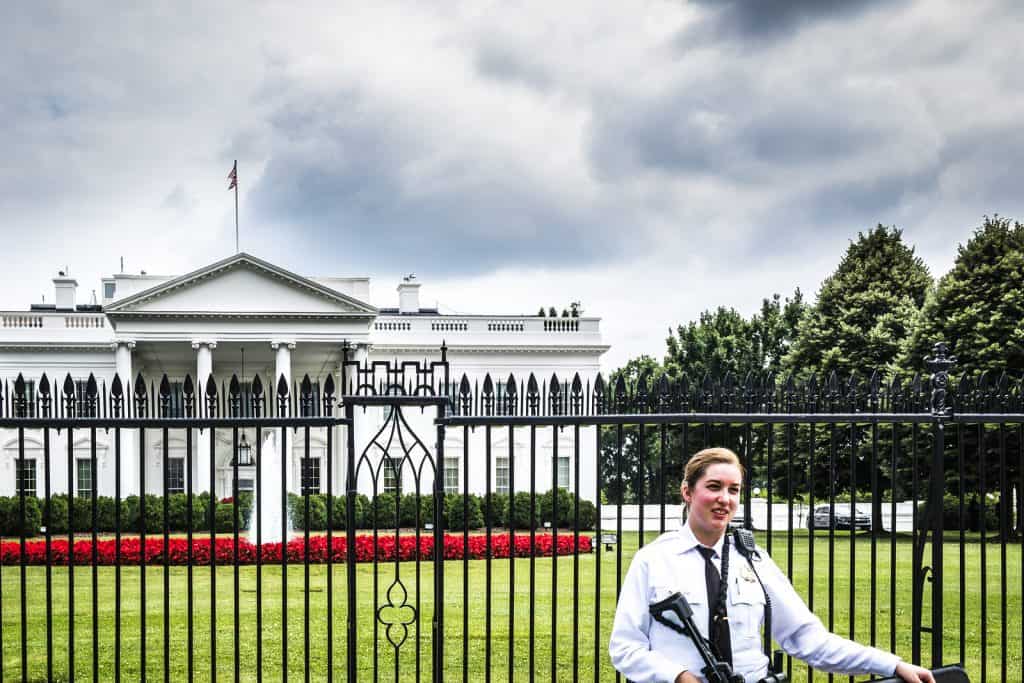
[665,291,806,382]
[901,215,1024,377]
[785,225,931,378]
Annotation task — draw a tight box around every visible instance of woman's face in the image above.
[681,462,742,545]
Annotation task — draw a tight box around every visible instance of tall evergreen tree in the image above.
[901,216,1024,538]
[785,225,932,378]
[901,215,1024,377]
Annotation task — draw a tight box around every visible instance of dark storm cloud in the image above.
[790,165,940,227]
[688,0,901,42]
[586,73,908,184]
[939,123,1024,203]
[246,88,615,275]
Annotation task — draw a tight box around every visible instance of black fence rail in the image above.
[0,342,1020,681]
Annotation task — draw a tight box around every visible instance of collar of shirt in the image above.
[675,519,727,560]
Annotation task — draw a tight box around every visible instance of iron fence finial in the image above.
[924,341,957,417]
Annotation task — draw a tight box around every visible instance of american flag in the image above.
[227,161,237,190]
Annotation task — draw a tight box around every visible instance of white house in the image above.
[0,253,607,503]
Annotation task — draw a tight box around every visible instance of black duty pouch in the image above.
[868,664,969,683]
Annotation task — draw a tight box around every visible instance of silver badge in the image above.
[741,564,757,583]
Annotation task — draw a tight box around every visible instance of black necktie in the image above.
[696,545,732,665]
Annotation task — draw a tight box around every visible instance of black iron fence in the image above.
[0,342,1020,681]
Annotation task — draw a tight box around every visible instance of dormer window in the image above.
[103,282,116,299]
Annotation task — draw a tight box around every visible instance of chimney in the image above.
[53,273,78,311]
[397,280,421,314]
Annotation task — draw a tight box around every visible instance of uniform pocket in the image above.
[728,575,765,640]
[648,583,705,637]
[648,582,704,606]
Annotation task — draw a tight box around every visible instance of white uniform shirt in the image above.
[609,522,901,683]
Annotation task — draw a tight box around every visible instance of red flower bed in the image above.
[0,533,592,566]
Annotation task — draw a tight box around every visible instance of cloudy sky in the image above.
[1,1,1021,370]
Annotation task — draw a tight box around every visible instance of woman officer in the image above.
[609,447,935,683]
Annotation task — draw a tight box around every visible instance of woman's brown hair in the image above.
[682,447,744,494]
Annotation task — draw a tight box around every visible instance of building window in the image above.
[301,457,321,494]
[76,458,94,498]
[298,381,320,417]
[557,456,570,490]
[238,478,254,493]
[103,282,116,299]
[12,380,37,417]
[382,457,401,494]
[167,457,185,494]
[16,458,37,497]
[444,457,459,495]
[74,379,97,417]
[169,381,184,417]
[495,456,510,495]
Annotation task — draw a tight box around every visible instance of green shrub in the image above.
[334,494,371,529]
[399,493,420,527]
[96,496,117,531]
[166,494,190,531]
[71,495,94,532]
[576,499,596,530]
[290,493,328,531]
[0,496,42,536]
[419,495,436,527]
[510,491,538,530]
[121,495,165,533]
[445,493,483,531]
[369,492,398,529]
[214,503,240,533]
[43,495,69,534]
[482,493,509,528]
[539,488,575,527]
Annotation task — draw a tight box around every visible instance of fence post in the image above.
[345,401,358,682]
[923,342,956,666]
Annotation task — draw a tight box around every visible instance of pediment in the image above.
[105,253,376,318]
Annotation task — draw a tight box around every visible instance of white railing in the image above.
[372,315,599,336]
[0,311,111,335]
[65,315,105,328]
[543,318,579,332]
[2,315,44,328]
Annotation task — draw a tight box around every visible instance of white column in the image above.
[113,341,137,495]
[347,343,373,496]
[271,341,295,492]
[193,340,216,494]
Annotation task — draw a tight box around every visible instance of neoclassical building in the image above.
[0,253,607,503]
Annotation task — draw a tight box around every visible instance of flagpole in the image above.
[234,160,239,253]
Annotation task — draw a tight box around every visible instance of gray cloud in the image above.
[161,184,197,213]
[245,84,616,274]
[688,0,902,42]
[475,43,554,92]
[1,0,1023,370]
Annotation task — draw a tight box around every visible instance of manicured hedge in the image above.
[0,489,597,537]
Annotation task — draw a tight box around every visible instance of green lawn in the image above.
[1,531,1019,681]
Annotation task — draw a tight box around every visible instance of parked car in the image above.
[807,503,870,531]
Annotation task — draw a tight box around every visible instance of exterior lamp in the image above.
[238,432,253,465]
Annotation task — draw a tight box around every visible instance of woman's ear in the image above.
[680,482,691,505]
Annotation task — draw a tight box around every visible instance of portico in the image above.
[0,251,608,502]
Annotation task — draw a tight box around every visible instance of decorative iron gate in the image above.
[0,342,1021,681]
